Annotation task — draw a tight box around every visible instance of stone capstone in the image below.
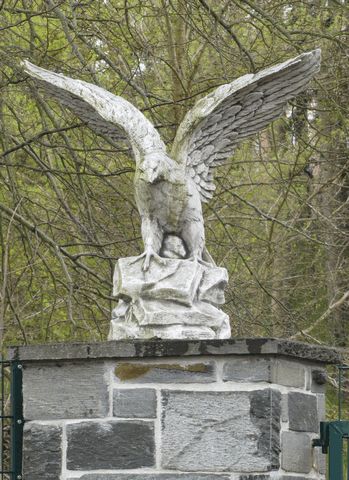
[161,389,280,472]
[9,338,342,364]
[22,423,62,480]
[113,388,157,418]
[23,361,109,420]
[108,256,230,340]
[67,420,155,470]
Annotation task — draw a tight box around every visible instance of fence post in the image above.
[10,362,23,480]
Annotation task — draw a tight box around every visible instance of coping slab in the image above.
[8,338,342,365]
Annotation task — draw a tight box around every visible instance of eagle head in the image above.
[138,151,172,184]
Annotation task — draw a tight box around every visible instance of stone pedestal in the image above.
[109,256,231,340]
[9,338,341,480]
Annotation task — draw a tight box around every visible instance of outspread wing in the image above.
[22,61,166,159]
[171,49,321,202]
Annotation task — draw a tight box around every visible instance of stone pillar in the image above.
[9,338,341,480]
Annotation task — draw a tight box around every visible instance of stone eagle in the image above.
[23,50,320,271]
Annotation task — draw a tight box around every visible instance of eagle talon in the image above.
[188,255,211,267]
[137,249,165,271]
[198,258,212,267]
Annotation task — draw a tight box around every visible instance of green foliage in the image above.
[0,0,348,368]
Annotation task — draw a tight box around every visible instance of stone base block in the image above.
[161,389,280,472]
[109,256,231,340]
[13,338,340,480]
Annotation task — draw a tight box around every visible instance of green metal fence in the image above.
[314,365,349,479]
[0,360,23,480]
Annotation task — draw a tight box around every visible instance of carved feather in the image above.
[172,49,321,202]
[22,61,166,159]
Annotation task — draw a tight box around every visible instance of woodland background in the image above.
[0,0,348,356]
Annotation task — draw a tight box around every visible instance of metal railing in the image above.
[0,360,23,480]
[314,364,349,479]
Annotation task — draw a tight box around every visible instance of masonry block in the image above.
[239,475,271,479]
[113,388,157,418]
[222,357,307,389]
[281,394,288,422]
[313,443,326,474]
[281,431,312,473]
[23,361,109,419]
[114,361,216,383]
[161,389,280,472]
[279,477,315,480]
[317,393,326,421]
[222,357,270,382]
[288,392,318,432]
[67,475,232,479]
[22,423,62,480]
[67,420,155,470]
[271,359,305,388]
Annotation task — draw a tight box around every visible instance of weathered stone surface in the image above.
[198,266,228,305]
[288,392,318,432]
[278,477,312,480]
[239,476,270,480]
[67,420,155,470]
[281,394,288,422]
[161,389,280,472]
[67,475,231,480]
[317,393,326,421]
[113,388,157,418]
[249,389,281,469]
[281,431,312,473]
[110,258,230,340]
[222,357,312,389]
[132,299,227,328]
[23,423,62,480]
[314,446,326,475]
[114,361,216,383]
[113,257,202,305]
[161,234,187,258]
[223,357,270,382]
[111,299,222,340]
[23,361,109,420]
[276,339,341,364]
[271,359,305,388]
[9,338,342,364]
[311,368,327,393]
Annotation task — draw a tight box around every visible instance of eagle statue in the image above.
[22,50,321,340]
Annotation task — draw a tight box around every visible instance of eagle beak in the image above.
[148,168,163,184]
